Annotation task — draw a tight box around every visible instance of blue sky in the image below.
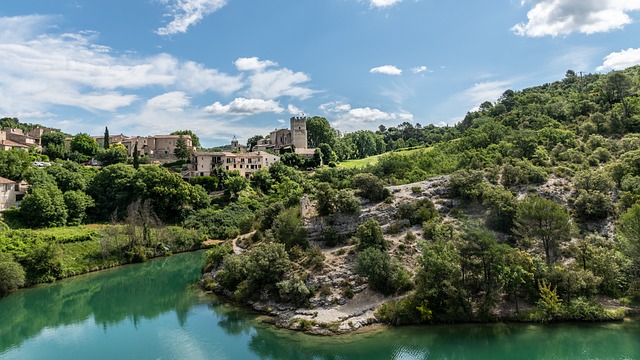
[1,0,639,147]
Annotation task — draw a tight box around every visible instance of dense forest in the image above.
[2,66,640,327]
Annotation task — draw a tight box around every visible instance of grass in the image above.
[338,147,428,169]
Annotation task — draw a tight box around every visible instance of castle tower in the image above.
[290,117,308,149]
[231,135,239,149]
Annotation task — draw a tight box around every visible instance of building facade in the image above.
[186,151,280,178]
[0,177,18,211]
[254,117,309,152]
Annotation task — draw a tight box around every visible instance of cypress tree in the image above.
[133,142,140,169]
[104,126,110,149]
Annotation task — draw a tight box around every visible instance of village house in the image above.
[0,177,21,211]
[0,130,30,151]
[1,128,40,151]
[93,134,195,161]
[186,151,280,179]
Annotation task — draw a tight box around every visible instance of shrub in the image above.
[202,243,233,273]
[356,248,412,295]
[573,190,612,221]
[448,169,484,200]
[355,219,386,251]
[396,199,438,225]
[352,173,390,201]
[0,254,26,295]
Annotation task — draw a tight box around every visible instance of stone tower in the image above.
[290,116,308,149]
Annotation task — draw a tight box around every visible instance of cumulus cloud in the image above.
[370,0,402,8]
[370,65,402,75]
[321,102,413,132]
[0,16,241,115]
[235,57,278,71]
[245,67,315,100]
[597,48,640,71]
[513,0,640,37]
[156,0,227,36]
[204,97,284,115]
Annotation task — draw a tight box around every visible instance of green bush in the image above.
[0,254,26,295]
[355,219,386,251]
[356,248,412,295]
[396,199,438,225]
[352,173,390,201]
[573,190,612,221]
[448,169,484,200]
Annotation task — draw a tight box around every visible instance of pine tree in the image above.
[174,135,190,160]
[104,126,110,149]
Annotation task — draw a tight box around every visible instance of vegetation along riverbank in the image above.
[2,66,640,335]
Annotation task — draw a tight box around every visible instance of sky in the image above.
[1,1,640,147]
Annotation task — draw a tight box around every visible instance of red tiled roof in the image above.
[0,176,16,184]
[1,139,29,148]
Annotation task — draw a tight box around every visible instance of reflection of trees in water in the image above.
[0,251,206,353]
[209,307,640,360]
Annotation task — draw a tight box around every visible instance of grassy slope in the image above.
[338,147,429,169]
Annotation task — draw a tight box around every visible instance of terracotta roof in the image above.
[1,139,29,148]
[0,176,16,184]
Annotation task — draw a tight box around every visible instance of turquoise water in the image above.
[1,251,639,360]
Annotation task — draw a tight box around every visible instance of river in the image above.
[1,251,639,360]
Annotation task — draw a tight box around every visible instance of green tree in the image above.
[64,190,95,226]
[356,247,411,295]
[46,162,87,192]
[224,175,249,198]
[133,142,140,169]
[272,207,308,250]
[41,132,69,161]
[247,135,264,151]
[0,253,26,296]
[514,195,571,266]
[355,218,385,251]
[619,203,640,274]
[98,143,129,165]
[245,242,292,289]
[104,126,110,149]
[87,163,137,220]
[70,133,99,158]
[535,280,562,322]
[171,130,201,148]
[306,116,336,148]
[19,183,68,228]
[174,135,190,160]
[352,173,390,201]
[0,149,31,181]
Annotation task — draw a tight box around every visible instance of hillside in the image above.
[199,66,640,332]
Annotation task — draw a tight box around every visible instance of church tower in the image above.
[290,117,308,149]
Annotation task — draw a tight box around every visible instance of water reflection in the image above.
[2,250,639,360]
[0,251,206,353]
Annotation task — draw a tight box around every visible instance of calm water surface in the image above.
[1,251,639,360]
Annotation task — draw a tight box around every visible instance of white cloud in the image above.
[321,102,413,132]
[0,16,241,115]
[147,91,191,112]
[370,0,402,8]
[513,0,640,37]
[462,81,511,109]
[156,0,227,36]
[370,65,402,75]
[235,57,278,71]
[287,104,304,115]
[245,68,315,100]
[597,48,640,71]
[411,66,429,74]
[204,97,284,115]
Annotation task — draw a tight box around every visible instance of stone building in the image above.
[186,151,280,179]
[254,116,309,152]
[0,177,19,210]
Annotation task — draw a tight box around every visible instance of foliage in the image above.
[64,190,95,226]
[351,173,390,201]
[171,130,201,148]
[307,116,337,148]
[0,149,31,181]
[573,190,612,221]
[18,183,68,228]
[514,195,571,265]
[272,207,308,250]
[98,143,129,165]
[355,219,386,251]
[0,253,26,296]
[173,135,190,160]
[535,281,563,322]
[184,204,254,239]
[356,248,412,295]
[396,198,438,225]
[70,133,99,158]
